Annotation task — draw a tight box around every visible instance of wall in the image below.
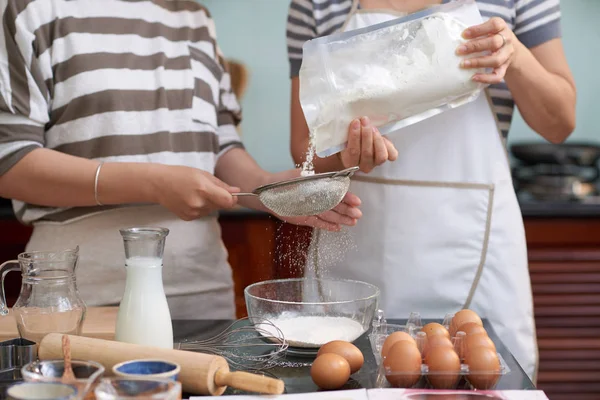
[508,0,598,147]
[199,0,294,173]
[201,0,599,173]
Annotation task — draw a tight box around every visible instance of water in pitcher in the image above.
[115,228,173,349]
[0,247,86,343]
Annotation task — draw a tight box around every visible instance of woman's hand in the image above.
[153,165,240,221]
[340,117,398,174]
[457,17,520,84]
[279,192,362,232]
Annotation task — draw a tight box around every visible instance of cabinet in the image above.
[525,218,600,400]
[0,212,598,399]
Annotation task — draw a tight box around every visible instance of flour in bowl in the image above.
[259,315,366,348]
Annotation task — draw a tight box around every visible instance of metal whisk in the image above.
[233,166,359,217]
[176,317,288,371]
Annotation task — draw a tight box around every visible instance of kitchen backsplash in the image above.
[200,0,599,173]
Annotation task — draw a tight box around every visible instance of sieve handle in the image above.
[331,166,360,178]
[232,193,257,197]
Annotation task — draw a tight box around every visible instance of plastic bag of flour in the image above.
[299,0,488,157]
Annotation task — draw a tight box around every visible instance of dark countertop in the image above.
[173,318,535,397]
[1,198,600,221]
[517,198,600,218]
[225,200,600,219]
[0,318,534,398]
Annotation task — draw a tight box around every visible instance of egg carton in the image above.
[367,309,510,390]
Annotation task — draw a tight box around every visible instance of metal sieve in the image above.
[233,166,359,217]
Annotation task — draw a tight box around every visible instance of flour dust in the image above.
[307,227,357,277]
[300,134,316,177]
[274,226,357,279]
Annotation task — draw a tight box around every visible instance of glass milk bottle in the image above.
[115,227,173,349]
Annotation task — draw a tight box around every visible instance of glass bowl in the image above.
[22,359,105,398]
[94,378,181,400]
[244,278,379,349]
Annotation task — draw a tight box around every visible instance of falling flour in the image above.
[300,136,316,177]
[259,314,365,348]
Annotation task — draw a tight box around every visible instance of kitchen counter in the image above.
[1,198,600,220]
[174,318,535,397]
[0,317,533,398]
[229,201,600,219]
[0,307,118,341]
[225,197,600,219]
[517,198,600,218]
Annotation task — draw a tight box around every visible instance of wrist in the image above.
[101,162,165,205]
[143,163,169,204]
[506,39,528,78]
[336,151,345,167]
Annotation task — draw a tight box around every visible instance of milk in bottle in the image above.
[115,227,173,349]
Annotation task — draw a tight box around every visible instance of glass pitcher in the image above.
[0,247,86,343]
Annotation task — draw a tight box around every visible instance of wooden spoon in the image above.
[61,336,97,400]
[61,334,76,384]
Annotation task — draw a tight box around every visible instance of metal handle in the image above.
[0,260,19,316]
[331,166,360,178]
[231,193,258,197]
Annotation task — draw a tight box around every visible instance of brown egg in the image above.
[425,346,462,389]
[383,341,422,388]
[421,322,450,338]
[381,331,417,359]
[317,340,364,374]
[310,353,351,390]
[465,346,501,389]
[451,310,483,336]
[457,321,487,336]
[464,333,496,358]
[422,335,454,359]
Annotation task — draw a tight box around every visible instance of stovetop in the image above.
[511,159,600,203]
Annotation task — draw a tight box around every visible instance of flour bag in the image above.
[299,0,489,157]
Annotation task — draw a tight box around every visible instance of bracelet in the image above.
[94,162,104,206]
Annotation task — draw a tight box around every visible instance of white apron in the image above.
[25,205,236,320]
[305,1,539,381]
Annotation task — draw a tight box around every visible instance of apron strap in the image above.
[351,175,493,190]
[339,0,360,32]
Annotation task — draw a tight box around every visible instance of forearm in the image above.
[0,148,159,207]
[504,41,576,143]
[291,136,344,173]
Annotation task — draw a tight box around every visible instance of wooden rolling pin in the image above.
[39,333,284,396]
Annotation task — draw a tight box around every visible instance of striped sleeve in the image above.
[203,14,244,157]
[0,2,49,175]
[514,0,562,49]
[215,55,244,157]
[287,0,317,78]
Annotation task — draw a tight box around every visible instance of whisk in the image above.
[176,317,288,371]
[233,166,359,217]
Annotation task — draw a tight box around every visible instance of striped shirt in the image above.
[0,0,243,224]
[287,0,562,138]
